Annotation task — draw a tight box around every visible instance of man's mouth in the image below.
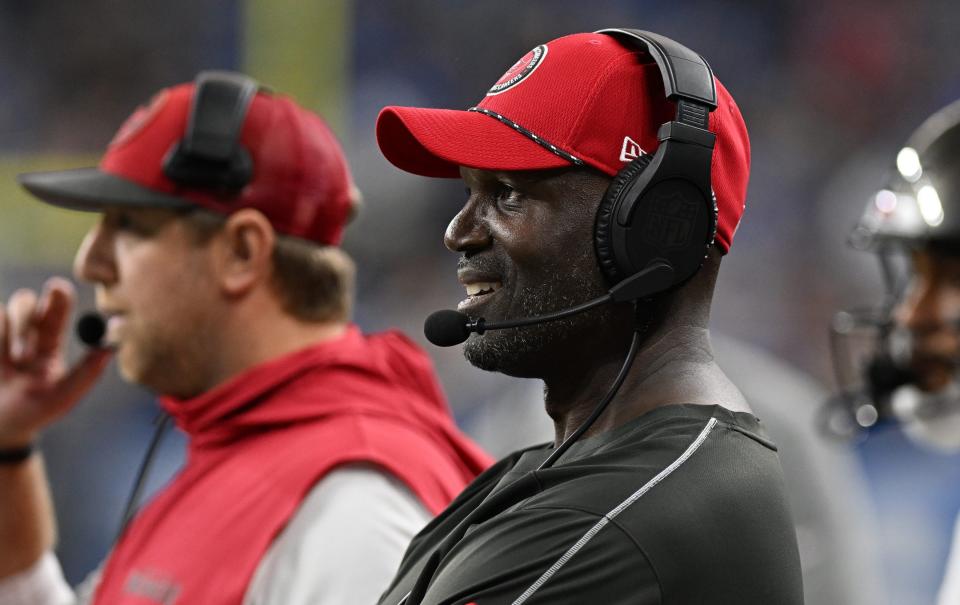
[464,281,502,297]
[457,275,503,312]
[97,310,126,345]
[904,349,960,390]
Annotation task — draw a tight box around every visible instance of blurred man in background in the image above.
[374,29,802,604]
[0,71,489,604]
[831,98,960,604]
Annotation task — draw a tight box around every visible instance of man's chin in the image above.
[462,330,545,378]
[117,353,155,391]
[463,333,517,374]
[459,280,617,377]
[117,346,172,395]
[892,382,960,453]
[115,346,138,382]
[461,311,606,378]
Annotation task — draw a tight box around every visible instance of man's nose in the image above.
[73,219,117,285]
[444,198,491,254]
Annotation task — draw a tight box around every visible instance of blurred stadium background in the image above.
[2,1,960,602]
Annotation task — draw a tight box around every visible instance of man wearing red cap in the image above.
[375,30,802,604]
[0,71,490,604]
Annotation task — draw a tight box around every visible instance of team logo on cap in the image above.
[487,45,548,96]
[108,90,170,149]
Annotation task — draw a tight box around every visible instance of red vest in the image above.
[92,326,491,604]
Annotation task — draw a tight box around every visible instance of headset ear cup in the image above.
[595,154,653,285]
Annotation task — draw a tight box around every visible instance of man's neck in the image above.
[543,325,749,444]
[201,312,348,395]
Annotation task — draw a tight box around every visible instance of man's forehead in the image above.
[99,204,186,217]
[459,165,607,189]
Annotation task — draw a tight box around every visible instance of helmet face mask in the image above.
[826,98,960,446]
[826,281,908,439]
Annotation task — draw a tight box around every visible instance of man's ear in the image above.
[213,209,276,297]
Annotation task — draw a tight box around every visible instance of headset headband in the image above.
[596,28,716,129]
[591,28,719,296]
[163,70,260,193]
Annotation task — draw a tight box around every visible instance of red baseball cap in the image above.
[18,75,357,246]
[377,32,750,252]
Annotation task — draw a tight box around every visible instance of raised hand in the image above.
[0,277,111,449]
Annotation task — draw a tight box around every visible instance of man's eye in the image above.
[113,213,135,230]
[494,183,515,200]
[110,212,156,236]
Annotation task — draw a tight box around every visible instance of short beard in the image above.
[118,312,218,399]
[463,267,615,378]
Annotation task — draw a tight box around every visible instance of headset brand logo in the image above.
[642,191,699,249]
[487,45,548,96]
[619,136,646,163]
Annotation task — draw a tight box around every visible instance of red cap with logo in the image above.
[18,76,357,246]
[376,32,750,252]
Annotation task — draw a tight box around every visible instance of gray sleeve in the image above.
[937,513,960,605]
[72,566,102,605]
[0,552,76,605]
[422,506,659,605]
[243,464,432,605]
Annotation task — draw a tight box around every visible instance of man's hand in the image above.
[0,277,111,449]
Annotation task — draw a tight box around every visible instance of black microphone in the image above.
[76,312,107,348]
[424,294,611,347]
[424,310,474,347]
[423,261,675,347]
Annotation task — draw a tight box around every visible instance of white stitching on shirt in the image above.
[510,417,719,605]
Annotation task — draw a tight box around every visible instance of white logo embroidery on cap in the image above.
[619,136,646,163]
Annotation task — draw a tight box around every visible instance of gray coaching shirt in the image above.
[379,404,803,605]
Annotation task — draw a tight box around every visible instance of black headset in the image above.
[593,29,718,300]
[162,70,260,193]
